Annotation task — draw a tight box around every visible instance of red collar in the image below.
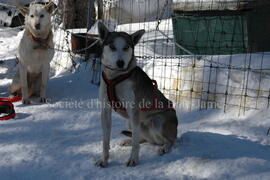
[28,31,50,49]
[31,34,44,42]
[30,32,49,42]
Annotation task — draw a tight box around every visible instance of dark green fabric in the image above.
[172,0,270,55]
[172,14,248,55]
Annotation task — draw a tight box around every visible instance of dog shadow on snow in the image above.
[142,131,270,165]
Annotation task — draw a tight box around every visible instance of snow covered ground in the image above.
[1,22,270,180]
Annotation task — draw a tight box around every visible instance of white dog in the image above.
[10,2,55,104]
[96,23,178,167]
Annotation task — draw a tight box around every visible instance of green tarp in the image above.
[172,0,270,55]
[172,13,248,55]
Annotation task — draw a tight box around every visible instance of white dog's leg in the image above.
[126,110,140,167]
[19,64,30,104]
[96,106,112,167]
[40,64,49,103]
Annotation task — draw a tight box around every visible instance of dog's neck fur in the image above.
[25,28,52,49]
[103,57,137,79]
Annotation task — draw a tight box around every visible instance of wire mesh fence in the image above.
[1,0,270,114]
[92,0,270,114]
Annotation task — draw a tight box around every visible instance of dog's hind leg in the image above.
[158,112,178,155]
[144,112,177,155]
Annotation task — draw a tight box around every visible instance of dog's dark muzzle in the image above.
[116,60,125,68]
[35,24,41,30]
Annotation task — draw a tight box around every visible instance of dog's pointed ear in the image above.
[131,29,145,46]
[44,2,55,14]
[98,22,109,41]
[17,6,29,17]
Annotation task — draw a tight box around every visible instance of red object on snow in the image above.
[0,97,22,103]
[0,97,22,121]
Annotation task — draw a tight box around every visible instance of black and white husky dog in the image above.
[96,22,178,167]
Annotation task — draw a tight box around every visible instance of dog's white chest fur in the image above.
[18,32,54,73]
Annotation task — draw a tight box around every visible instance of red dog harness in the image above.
[102,68,173,112]
[102,69,135,112]
[0,97,21,121]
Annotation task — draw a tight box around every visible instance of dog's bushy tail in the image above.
[121,130,132,137]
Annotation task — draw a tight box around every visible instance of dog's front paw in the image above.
[126,158,138,167]
[22,99,31,104]
[40,97,48,103]
[95,159,108,168]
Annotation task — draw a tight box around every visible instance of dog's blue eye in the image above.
[109,44,116,51]
[30,15,34,18]
[40,14,44,18]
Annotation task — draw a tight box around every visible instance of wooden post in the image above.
[61,0,101,29]
[62,0,76,29]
